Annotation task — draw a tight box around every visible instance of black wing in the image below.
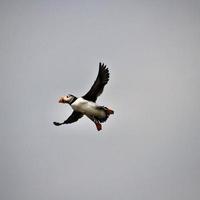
[82,63,110,102]
[53,111,83,126]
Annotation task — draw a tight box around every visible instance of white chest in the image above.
[71,98,105,117]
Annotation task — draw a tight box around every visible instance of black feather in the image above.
[53,111,83,126]
[82,62,110,102]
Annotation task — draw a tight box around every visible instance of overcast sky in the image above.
[0,0,200,200]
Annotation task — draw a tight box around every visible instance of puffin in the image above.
[53,62,114,131]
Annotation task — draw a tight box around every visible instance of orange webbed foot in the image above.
[95,122,102,131]
[105,107,114,115]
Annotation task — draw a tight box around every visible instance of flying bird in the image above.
[53,63,114,131]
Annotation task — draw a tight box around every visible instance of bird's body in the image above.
[71,98,106,119]
[53,63,114,131]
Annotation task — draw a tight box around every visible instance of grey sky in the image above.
[0,0,200,200]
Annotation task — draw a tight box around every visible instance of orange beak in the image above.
[58,97,64,103]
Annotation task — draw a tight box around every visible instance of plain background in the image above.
[0,0,200,200]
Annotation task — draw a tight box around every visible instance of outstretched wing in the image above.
[63,111,83,124]
[82,63,109,102]
[53,111,83,126]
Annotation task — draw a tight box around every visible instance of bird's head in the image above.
[58,95,75,104]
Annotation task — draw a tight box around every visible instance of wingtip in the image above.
[99,62,108,70]
[99,62,104,68]
[53,121,62,126]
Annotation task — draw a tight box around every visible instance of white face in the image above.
[58,95,72,104]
